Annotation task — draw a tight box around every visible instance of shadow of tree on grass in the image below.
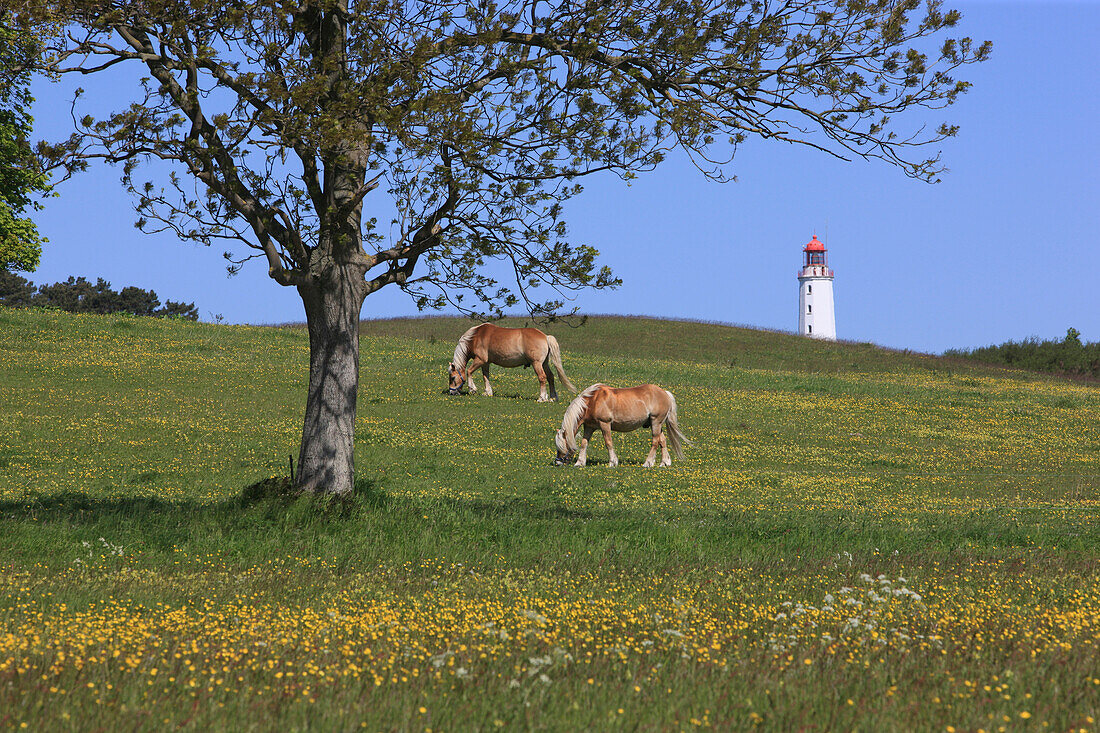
[0,476,392,524]
[0,476,600,528]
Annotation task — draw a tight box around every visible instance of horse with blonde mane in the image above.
[448,323,577,402]
[554,384,689,467]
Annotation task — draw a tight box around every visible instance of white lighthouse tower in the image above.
[797,234,836,340]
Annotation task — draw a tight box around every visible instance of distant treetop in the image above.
[0,271,199,320]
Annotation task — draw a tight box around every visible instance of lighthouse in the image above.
[797,235,836,340]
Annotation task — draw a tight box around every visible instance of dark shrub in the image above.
[946,328,1100,379]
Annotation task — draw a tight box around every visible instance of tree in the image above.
[33,274,106,311]
[0,21,50,272]
[17,0,988,495]
[0,269,35,305]
[116,284,159,315]
[156,299,199,320]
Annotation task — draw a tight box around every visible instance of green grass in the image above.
[1,308,1099,731]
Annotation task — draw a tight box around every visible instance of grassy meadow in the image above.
[1,307,1099,731]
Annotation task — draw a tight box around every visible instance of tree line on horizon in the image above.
[0,271,198,320]
[945,328,1100,380]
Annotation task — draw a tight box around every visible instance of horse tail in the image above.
[545,335,577,393]
[663,390,691,459]
[558,384,602,453]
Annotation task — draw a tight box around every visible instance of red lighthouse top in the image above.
[800,234,832,275]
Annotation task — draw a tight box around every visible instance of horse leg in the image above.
[643,423,661,468]
[576,426,594,467]
[465,356,485,393]
[659,431,672,467]
[600,421,618,467]
[533,361,550,402]
[481,364,493,397]
[544,358,557,401]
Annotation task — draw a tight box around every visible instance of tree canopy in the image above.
[0,21,50,272]
[21,0,988,313]
[0,270,200,318]
[11,0,990,494]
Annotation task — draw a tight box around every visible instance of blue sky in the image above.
[25,1,1100,353]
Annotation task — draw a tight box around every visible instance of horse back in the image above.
[478,324,548,365]
[587,384,667,428]
[612,384,668,410]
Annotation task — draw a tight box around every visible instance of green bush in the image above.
[945,328,1100,378]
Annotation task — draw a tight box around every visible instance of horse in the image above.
[554,383,689,467]
[448,323,577,402]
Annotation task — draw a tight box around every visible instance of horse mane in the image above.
[452,324,482,368]
[557,384,604,453]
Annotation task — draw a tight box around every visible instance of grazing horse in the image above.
[448,323,577,402]
[554,384,689,467]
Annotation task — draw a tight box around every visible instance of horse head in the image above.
[553,428,575,465]
[447,362,466,395]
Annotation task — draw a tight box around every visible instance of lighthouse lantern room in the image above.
[797,234,836,340]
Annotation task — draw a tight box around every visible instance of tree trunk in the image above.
[295,272,365,496]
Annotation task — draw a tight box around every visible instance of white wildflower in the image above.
[522,609,549,625]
